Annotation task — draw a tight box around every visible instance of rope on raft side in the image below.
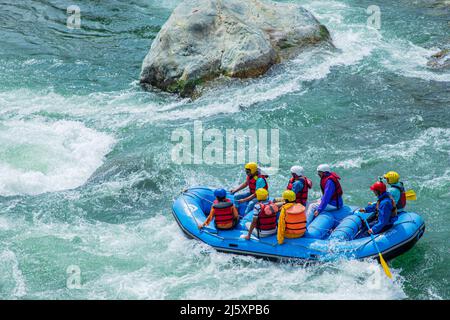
[181,192,201,226]
[184,190,214,204]
[355,220,418,252]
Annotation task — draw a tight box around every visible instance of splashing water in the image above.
[0,0,449,299]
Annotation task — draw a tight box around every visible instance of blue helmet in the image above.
[214,188,227,198]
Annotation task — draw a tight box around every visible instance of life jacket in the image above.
[390,183,406,210]
[247,169,269,194]
[287,176,312,206]
[320,172,343,208]
[375,193,397,220]
[256,201,278,231]
[284,203,307,237]
[212,199,234,229]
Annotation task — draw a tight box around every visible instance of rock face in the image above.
[140,0,332,97]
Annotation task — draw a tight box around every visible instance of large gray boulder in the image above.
[140,0,332,97]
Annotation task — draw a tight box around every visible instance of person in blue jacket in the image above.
[358,181,398,235]
[306,164,344,225]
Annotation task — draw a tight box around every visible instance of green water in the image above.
[0,0,449,299]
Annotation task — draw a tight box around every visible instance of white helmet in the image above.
[317,164,331,173]
[290,165,304,176]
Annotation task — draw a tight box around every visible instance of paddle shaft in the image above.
[362,217,384,253]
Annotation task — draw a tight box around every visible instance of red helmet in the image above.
[370,181,386,193]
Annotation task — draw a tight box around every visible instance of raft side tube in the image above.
[172,187,425,262]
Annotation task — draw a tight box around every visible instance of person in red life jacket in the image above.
[243,188,280,239]
[306,164,344,225]
[286,165,312,206]
[198,188,239,230]
[383,171,407,212]
[230,162,269,217]
[358,181,398,235]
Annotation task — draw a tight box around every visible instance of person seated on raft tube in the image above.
[358,181,398,235]
[198,188,239,230]
[383,171,407,213]
[277,190,307,245]
[230,162,269,217]
[286,165,312,207]
[244,188,279,240]
[306,164,344,225]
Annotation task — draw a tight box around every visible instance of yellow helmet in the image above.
[282,190,296,202]
[384,171,400,184]
[255,188,269,201]
[245,162,258,175]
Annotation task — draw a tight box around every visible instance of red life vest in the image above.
[286,176,312,206]
[391,183,406,210]
[247,170,269,194]
[257,201,278,231]
[212,199,234,228]
[320,172,343,208]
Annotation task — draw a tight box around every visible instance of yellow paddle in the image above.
[377,252,393,279]
[405,190,417,201]
[362,216,393,279]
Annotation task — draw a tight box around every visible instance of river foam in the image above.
[50,215,407,300]
[0,120,115,196]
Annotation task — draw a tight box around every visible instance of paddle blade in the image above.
[405,190,417,201]
[379,253,393,279]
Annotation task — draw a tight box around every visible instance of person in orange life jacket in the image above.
[277,190,307,244]
[358,181,398,235]
[230,162,268,217]
[198,189,239,230]
[243,188,280,240]
[286,165,312,207]
[305,164,344,225]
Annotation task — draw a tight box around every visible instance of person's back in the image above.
[372,192,397,234]
[255,200,278,236]
[286,165,312,206]
[212,198,237,229]
[359,182,398,235]
[319,171,343,209]
[277,190,307,244]
[284,203,307,238]
[388,182,406,211]
[244,188,278,239]
[384,171,406,212]
[198,189,239,230]
[306,164,344,225]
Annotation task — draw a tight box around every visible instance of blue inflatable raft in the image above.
[172,187,425,262]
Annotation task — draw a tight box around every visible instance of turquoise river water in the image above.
[0,0,449,299]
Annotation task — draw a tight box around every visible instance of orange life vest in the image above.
[284,203,307,237]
